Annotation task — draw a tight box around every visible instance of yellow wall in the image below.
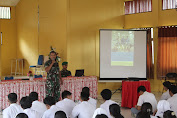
[67,0,125,93]
[14,0,177,93]
[124,0,177,92]
[0,7,17,76]
[16,0,67,74]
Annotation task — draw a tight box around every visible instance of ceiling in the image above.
[0,0,20,6]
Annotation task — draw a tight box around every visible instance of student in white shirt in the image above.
[16,113,28,118]
[100,89,117,118]
[20,96,41,118]
[71,91,96,118]
[54,111,67,118]
[136,103,157,118]
[29,92,47,117]
[3,93,23,118]
[155,100,171,118]
[81,87,97,109]
[43,96,64,118]
[163,110,177,118]
[167,85,177,116]
[131,86,157,116]
[109,104,124,118]
[92,108,108,118]
[160,81,171,100]
[56,90,75,117]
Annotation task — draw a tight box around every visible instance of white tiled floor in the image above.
[0,91,162,118]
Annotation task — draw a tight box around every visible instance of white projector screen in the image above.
[100,29,147,81]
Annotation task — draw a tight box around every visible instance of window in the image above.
[162,0,177,10]
[0,7,11,19]
[124,0,152,15]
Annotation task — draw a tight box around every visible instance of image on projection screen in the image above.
[111,31,134,66]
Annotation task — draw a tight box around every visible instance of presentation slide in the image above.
[100,29,147,80]
[111,31,134,66]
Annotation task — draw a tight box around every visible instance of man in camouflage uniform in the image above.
[60,62,72,77]
[44,51,62,102]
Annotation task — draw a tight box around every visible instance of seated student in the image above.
[163,110,177,118]
[43,96,64,118]
[109,104,124,118]
[100,89,117,118]
[56,90,76,117]
[16,113,28,118]
[55,111,67,118]
[71,92,96,118]
[95,114,108,118]
[60,62,72,77]
[167,85,177,116]
[80,87,97,109]
[3,93,23,118]
[136,102,157,118]
[155,100,171,118]
[29,92,47,117]
[20,96,41,118]
[160,81,171,100]
[92,108,108,118]
[131,86,157,115]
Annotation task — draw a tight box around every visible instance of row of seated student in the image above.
[3,81,177,118]
[131,81,177,118]
[3,87,124,118]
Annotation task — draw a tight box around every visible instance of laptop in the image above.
[75,69,84,77]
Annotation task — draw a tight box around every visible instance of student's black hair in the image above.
[29,92,38,101]
[62,90,72,99]
[169,85,177,94]
[16,113,28,118]
[80,91,89,101]
[8,93,17,103]
[163,110,177,118]
[109,104,124,118]
[44,96,56,106]
[54,111,67,118]
[100,89,112,100]
[163,81,171,89]
[95,114,108,118]
[82,87,90,96]
[136,102,153,118]
[137,86,146,93]
[20,96,32,109]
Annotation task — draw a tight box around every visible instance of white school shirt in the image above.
[100,100,117,118]
[167,93,177,116]
[92,108,108,118]
[71,101,95,118]
[42,105,63,118]
[31,100,47,117]
[160,89,171,100]
[77,97,97,109]
[56,98,76,117]
[3,103,23,118]
[24,108,41,118]
[137,91,157,112]
[155,100,171,118]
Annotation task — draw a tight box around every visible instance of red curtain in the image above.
[125,0,152,15]
[162,0,176,10]
[147,29,154,79]
[157,27,177,78]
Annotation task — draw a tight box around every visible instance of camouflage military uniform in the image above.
[44,60,60,102]
[60,69,72,77]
